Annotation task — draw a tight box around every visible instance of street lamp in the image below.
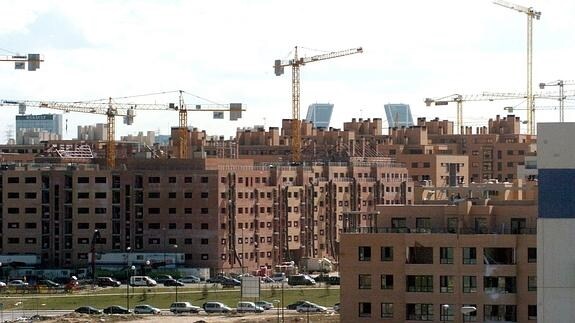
[273,300,280,323]
[125,246,133,311]
[126,265,135,311]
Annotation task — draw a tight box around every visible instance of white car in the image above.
[296,302,327,313]
[236,301,264,313]
[180,275,201,284]
[134,304,161,314]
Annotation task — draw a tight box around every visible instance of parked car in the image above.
[8,280,29,287]
[36,279,60,288]
[221,277,241,287]
[180,275,201,283]
[0,281,6,288]
[260,276,275,284]
[203,301,232,313]
[75,306,103,314]
[271,272,287,282]
[206,275,227,284]
[134,304,161,314]
[103,305,131,314]
[333,303,340,312]
[164,278,185,287]
[129,276,157,287]
[255,301,274,310]
[287,274,316,286]
[236,301,264,313]
[153,274,173,284]
[287,300,311,310]
[96,277,121,287]
[169,302,201,314]
[296,302,327,313]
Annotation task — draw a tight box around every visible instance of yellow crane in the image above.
[173,90,244,159]
[493,0,541,135]
[2,94,244,167]
[274,46,363,162]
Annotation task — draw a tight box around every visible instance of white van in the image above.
[129,276,157,287]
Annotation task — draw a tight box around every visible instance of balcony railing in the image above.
[343,226,536,235]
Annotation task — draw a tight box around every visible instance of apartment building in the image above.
[340,192,537,322]
[0,157,413,274]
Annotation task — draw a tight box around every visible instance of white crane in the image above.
[493,0,541,135]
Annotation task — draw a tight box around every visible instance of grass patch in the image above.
[0,285,339,310]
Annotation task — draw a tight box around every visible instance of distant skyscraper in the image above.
[15,114,63,144]
[305,103,334,129]
[384,103,414,128]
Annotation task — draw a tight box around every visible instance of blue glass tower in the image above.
[305,103,334,129]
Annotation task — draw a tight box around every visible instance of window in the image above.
[440,247,454,264]
[415,217,431,232]
[201,177,208,183]
[184,177,193,183]
[168,223,177,229]
[201,192,209,198]
[7,177,19,183]
[358,302,371,317]
[463,276,477,293]
[380,274,393,289]
[7,238,20,244]
[77,223,89,229]
[358,274,371,289]
[184,192,192,198]
[406,275,433,292]
[463,247,477,264]
[169,192,176,199]
[528,276,537,291]
[201,238,209,245]
[185,223,192,229]
[77,192,89,199]
[381,303,393,319]
[148,192,160,198]
[440,276,454,293]
[148,177,160,183]
[406,303,433,321]
[77,177,89,183]
[95,177,106,183]
[381,247,393,261]
[447,218,458,233]
[7,192,19,199]
[528,305,537,320]
[24,192,36,199]
[95,192,106,199]
[484,305,516,322]
[201,254,209,260]
[391,218,406,231]
[184,238,192,245]
[528,247,536,263]
[358,246,371,261]
[440,304,454,322]
[169,177,176,183]
[201,223,208,230]
[463,304,477,322]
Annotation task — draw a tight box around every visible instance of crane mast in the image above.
[493,0,541,135]
[275,46,363,162]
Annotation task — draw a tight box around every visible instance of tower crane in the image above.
[0,53,43,71]
[274,46,363,162]
[483,89,575,123]
[1,95,244,167]
[539,80,575,122]
[493,0,541,135]
[424,93,524,134]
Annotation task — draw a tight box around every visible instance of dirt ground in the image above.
[34,312,340,323]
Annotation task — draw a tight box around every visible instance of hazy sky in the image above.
[1,0,574,142]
